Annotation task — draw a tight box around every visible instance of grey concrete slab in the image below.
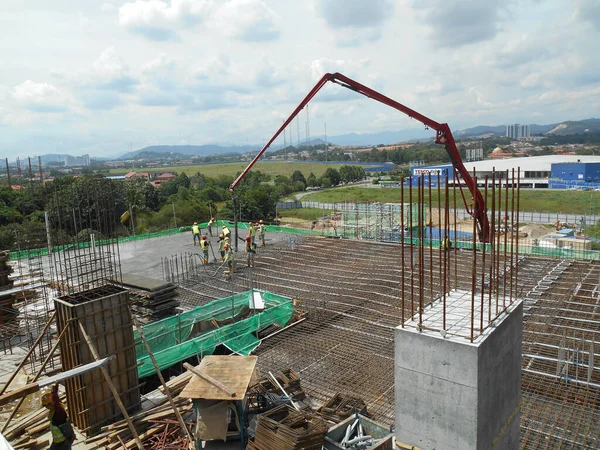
[118,231,294,279]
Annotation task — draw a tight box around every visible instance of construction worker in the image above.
[192,222,201,245]
[248,222,256,244]
[442,235,452,251]
[222,224,231,240]
[200,235,209,264]
[218,233,226,262]
[258,220,266,246]
[208,217,215,236]
[224,243,233,276]
[42,383,75,449]
[245,235,257,267]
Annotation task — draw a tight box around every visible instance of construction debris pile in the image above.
[116,274,180,324]
[247,404,328,450]
[0,250,17,326]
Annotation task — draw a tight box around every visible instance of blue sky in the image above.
[0,0,599,159]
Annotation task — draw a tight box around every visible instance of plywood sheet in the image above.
[179,355,257,400]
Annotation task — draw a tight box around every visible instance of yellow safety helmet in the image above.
[41,392,52,407]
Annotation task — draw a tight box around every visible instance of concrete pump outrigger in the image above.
[229,72,490,243]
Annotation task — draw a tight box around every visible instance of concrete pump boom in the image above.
[229,72,490,242]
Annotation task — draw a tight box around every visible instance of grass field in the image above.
[110,161,372,179]
[301,186,600,215]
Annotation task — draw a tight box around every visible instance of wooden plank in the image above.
[180,355,257,400]
[77,320,144,450]
[183,363,236,397]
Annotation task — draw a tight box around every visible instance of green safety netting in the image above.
[8,220,332,260]
[12,219,600,261]
[134,290,293,378]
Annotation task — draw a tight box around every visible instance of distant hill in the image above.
[324,129,434,146]
[455,125,506,137]
[456,123,557,137]
[117,144,257,160]
[547,118,600,135]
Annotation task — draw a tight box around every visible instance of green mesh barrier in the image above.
[12,219,600,261]
[135,290,293,378]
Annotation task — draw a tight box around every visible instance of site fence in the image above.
[10,218,600,263]
[278,201,600,226]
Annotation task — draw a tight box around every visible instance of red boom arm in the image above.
[229,72,490,242]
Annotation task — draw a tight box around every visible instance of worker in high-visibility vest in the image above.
[200,235,209,264]
[248,222,256,244]
[222,225,231,239]
[207,217,215,237]
[258,219,266,246]
[245,235,256,267]
[442,236,452,251]
[224,243,233,276]
[192,222,201,245]
[42,383,75,449]
[218,233,226,262]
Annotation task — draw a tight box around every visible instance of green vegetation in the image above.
[0,165,367,251]
[110,161,368,179]
[302,186,600,215]
[278,207,328,221]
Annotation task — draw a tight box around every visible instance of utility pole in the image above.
[325,123,328,162]
[5,159,11,187]
[306,104,310,145]
[172,201,177,228]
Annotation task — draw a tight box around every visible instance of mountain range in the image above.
[38,118,600,163]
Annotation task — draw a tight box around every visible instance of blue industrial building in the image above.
[549,162,600,189]
[407,158,600,189]
[408,164,453,186]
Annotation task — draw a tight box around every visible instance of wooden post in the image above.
[131,312,195,449]
[0,311,56,396]
[77,320,144,450]
[2,321,70,432]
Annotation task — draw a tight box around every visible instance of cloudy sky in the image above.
[1,0,599,159]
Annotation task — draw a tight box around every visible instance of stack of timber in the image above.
[86,369,194,449]
[0,251,17,325]
[3,391,68,450]
[0,251,13,289]
[86,395,192,449]
[114,274,180,323]
[251,369,306,401]
[318,393,369,423]
[247,404,328,450]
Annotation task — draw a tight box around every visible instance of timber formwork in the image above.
[55,284,140,434]
[170,236,600,448]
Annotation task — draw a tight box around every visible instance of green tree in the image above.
[323,168,340,186]
[291,170,307,186]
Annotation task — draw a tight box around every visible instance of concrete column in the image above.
[394,299,522,450]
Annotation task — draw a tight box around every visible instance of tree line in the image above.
[0,165,365,251]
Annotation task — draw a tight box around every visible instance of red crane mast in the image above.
[230,72,490,242]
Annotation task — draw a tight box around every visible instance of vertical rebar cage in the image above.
[55,285,140,434]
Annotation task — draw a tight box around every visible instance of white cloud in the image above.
[412,0,506,47]
[211,0,280,42]
[142,53,176,74]
[13,80,72,112]
[119,0,210,40]
[118,0,279,42]
[315,0,394,46]
[101,3,118,13]
[573,0,600,31]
